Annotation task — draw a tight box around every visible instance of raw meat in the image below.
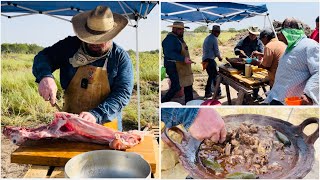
[2,112,144,150]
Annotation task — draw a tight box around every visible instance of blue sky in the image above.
[1,4,159,51]
[161,2,319,31]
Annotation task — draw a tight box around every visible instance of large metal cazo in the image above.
[64,150,151,178]
[162,114,319,179]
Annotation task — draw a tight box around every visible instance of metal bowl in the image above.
[65,150,151,178]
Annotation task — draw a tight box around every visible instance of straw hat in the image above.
[72,6,128,44]
[167,21,190,29]
[247,26,260,35]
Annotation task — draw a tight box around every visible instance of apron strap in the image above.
[102,58,108,70]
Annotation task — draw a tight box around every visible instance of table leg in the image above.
[225,85,232,105]
[262,86,267,93]
[236,90,245,105]
[212,75,222,100]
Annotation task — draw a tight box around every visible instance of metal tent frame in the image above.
[2,1,158,131]
[161,2,277,38]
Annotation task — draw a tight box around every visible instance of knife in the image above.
[54,103,62,111]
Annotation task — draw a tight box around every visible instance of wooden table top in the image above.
[12,135,158,174]
[219,65,269,88]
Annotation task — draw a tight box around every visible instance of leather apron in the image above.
[63,58,118,130]
[175,39,194,87]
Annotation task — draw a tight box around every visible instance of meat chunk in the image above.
[227,155,245,165]
[267,162,283,171]
[233,146,243,155]
[258,139,273,155]
[243,149,254,158]
[239,123,250,134]
[225,142,231,156]
[2,112,144,150]
[260,165,268,174]
[231,139,240,147]
[252,154,268,166]
[273,140,284,151]
[239,134,258,145]
[249,125,259,133]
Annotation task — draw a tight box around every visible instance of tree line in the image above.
[2,43,159,55]
[161,26,248,34]
[1,43,44,54]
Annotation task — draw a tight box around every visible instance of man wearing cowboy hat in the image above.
[202,25,223,98]
[161,21,194,104]
[32,6,133,131]
[234,26,264,101]
[234,26,264,58]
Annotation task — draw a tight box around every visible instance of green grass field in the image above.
[1,52,159,129]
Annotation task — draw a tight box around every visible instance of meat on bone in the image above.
[2,112,145,150]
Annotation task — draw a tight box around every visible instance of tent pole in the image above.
[266,13,278,39]
[135,18,141,131]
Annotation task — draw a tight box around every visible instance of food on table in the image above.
[198,122,295,178]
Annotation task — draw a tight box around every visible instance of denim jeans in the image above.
[205,59,221,95]
[161,64,181,103]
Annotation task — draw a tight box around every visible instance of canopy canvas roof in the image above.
[1,1,157,26]
[2,1,158,130]
[161,2,268,25]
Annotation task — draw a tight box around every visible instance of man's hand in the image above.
[184,57,192,64]
[239,50,246,57]
[251,51,263,58]
[38,77,57,106]
[250,59,261,66]
[79,112,97,123]
[301,94,313,105]
[189,108,226,143]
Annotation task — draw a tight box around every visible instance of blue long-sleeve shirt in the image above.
[161,108,199,129]
[202,33,221,61]
[234,36,264,57]
[32,36,134,124]
[162,32,185,73]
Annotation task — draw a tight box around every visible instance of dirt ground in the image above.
[161,73,267,105]
[1,134,29,178]
[160,42,269,105]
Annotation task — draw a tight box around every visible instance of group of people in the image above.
[31,4,318,134]
[162,17,319,105]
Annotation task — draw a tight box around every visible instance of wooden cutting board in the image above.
[11,135,157,174]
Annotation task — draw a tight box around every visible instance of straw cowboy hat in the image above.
[167,21,190,29]
[72,6,128,44]
[247,26,260,35]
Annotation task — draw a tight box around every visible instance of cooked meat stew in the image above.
[198,122,296,178]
